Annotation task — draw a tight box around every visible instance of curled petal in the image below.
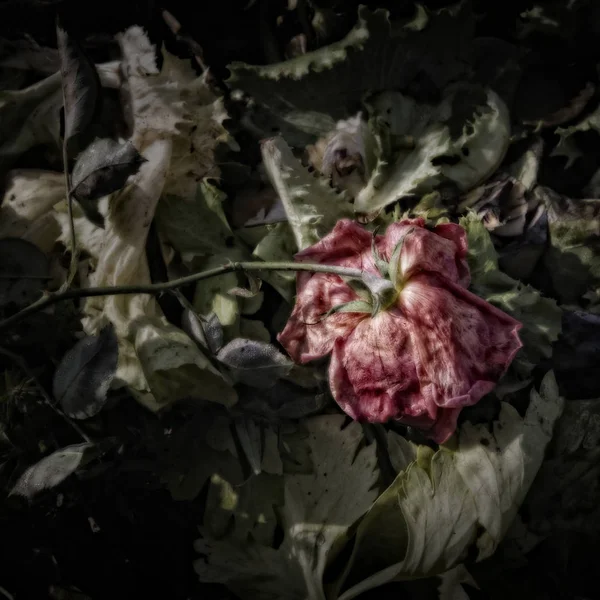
[381,219,470,287]
[432,222,470,288]
[277,273,367,363]
[278,218,379,362]
[328,310,463,442]
[400,273,522,411]
[294,218,379,274]
[329,310,423,422]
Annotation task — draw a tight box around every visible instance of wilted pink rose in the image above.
[278,218,523,443]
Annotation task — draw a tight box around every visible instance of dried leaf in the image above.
[70,138,146,227]
[0,169,64,253]
[234,416,263,476]
[216,338,293,388]
[53,325,118,419]
[56,22,100,156]
[181,308,224,355]
[11,443,95,499]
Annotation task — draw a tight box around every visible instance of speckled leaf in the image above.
[53,324,118,419]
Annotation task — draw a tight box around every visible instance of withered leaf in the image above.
[216,338,293,388]
[56,21,100,156]
[53,324,118,419]
[71,138,145,227]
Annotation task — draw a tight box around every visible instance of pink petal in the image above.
[294,218,380,274]
[432,223,470,288]
[328,310,464,443]
[278,219,377,363]
[381,219,470,287]
[328,310,424,422]
[277,273,367,362]
[399,273,523,411]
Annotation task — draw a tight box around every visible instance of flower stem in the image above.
[0,261,365,333]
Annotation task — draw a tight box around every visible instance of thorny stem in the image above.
[0,261,365,333]
[0,346,91,443]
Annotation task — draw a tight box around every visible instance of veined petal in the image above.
[294,218,380,275]
[277,273,367,362]
[381,219,469,287]
[399,273,523,410]
[328,310,464,442]
[432,222,470,287]
[329,310,427,422]
[278,219,380,362]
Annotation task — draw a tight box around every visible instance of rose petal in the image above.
[277,274,367,362]
[278,219,379,363]
[400,272,523,410]
[381,219,470,287]
[432,222,470,288]
[329,310,423,422]
[294,218,380,274]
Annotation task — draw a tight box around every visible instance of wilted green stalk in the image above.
[0,261,366,333]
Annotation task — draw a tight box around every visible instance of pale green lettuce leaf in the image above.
[261,136,355,250]
[535,186,600,304]
[192,255,241,341]
[156,179,246,263]
[355,87,510,214]
[228,4,473,144]
[134,316,236,411]
[252,222,296,301]
[460,213,561,375]
[335,372,563,599]
[195,415,380,600]
[0,72,61,170]
[239,318,271,343]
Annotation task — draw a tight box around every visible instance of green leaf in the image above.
[11,442,96,500]
[460,213,562,375]
[159,408,234,502]
[524,394,600,537]
[53,324,118,420]
[216,338,293,389]
[70,138,146,227]
[261,136,355,250]
[252,223,296,301]
[133,316,237,411]
[195,415,380,600]
[228,4,473,143]
[0,72,62,170]
[193,256,241,342]
[335,373,563,598]
[56,21,100,156]
[535,186,600,304]
[355,86,510,214]
[156,180,246,263]
[239,318,271,343]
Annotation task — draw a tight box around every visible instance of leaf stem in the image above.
[0,261,365,333]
